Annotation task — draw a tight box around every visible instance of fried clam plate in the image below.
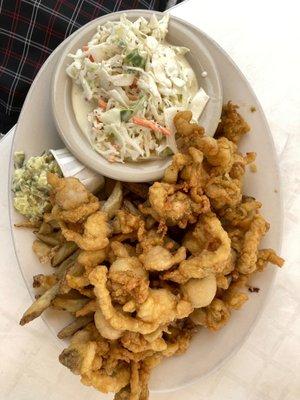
[19,103,284,399]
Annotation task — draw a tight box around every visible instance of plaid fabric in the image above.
[0,0,167,133]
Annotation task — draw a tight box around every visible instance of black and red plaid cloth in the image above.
[0,0,168,133]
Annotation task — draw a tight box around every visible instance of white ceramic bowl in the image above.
[52,11,222,182]
[9,10,283,394]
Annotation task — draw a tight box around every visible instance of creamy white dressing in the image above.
[72,83,95,144]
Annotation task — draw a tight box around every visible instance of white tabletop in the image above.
[1,0,300,399]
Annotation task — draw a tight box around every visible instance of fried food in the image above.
[19,103,284,400]
[215,101,250,144]
[163,213,231,283]
[139,246,186,271]
[20,282,60,325]
[237,215,269,274]
[181,275,217,308]
[46,173,100,223]
[141,182,209,229]
[61,211,111,251]
[57,315,94,339]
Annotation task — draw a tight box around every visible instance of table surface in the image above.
[1,0,300,399]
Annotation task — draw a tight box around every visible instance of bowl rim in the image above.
[51,10,223,182]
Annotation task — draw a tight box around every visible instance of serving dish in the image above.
[9,9,282,393]
[52,11,222,182]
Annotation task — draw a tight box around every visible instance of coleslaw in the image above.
[66,14,209,163]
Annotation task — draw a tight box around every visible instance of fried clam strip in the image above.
[222,275,249,310]
[256,249,284,271]
[140,182,210,229]
[20,282,60,325]
[60,211,111,251]
[205,175,242,210]
[195,136,237,176]
[173,111,204,151]
[120,331,167,354]
[46,173,100,223]
[163,148,209,200]
[108,257,149,305]
[115,361,151,400]
[59,326,130,394]
[215,101,250,144]
[136,288,192,325]
[112,210,145,235]
[237,214,269,274]
[89,266,160,334]
[77,248,107,269]
[218,197,262,230]
[163,213,231,284]
[139,245,186,272]
[190,298,231,331]
[81,367,130,394]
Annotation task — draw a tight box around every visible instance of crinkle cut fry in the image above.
[89,266,160,334]
[163,213,231,283]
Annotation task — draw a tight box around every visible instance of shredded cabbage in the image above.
[66,14,209,163]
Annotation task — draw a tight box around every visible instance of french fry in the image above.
[32,240,58,264]
[37,222,53,235]
[36,232,64,246]
[75,299,97,317]
[20,282,60,325]
[57,315,93,339]
[123,200,142,216]
[102,181,123,219]
[59,262,85,294]
[33,274,58,292]
[124,182,149,199]
[51,297,89,313]
[52,241,78,267]
[15,220,41,229]
[54,250,81,280]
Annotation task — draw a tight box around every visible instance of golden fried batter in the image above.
[61,211,111,251]
[46,173,100,223]
[215,101,250,144]
[20,103,284,400]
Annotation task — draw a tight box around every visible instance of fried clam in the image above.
[256,248,284,271]
[163,213,231,284]
[215,101,250,144]
[190,298,231,331]
[181,274,217,308]
[173,110,204,151]
[140,182,210,229]
[89,266,160,334]
[108,256,149,305]
[237,214,269,274]
[204,175,242,210]
[195,136,237,176]
[218,196,262,230]
[112,210,145,235]
[136,288,192,325]
[138,245,186,272]
[46,173,100,223]
[89,266,192,334]
[60,211,111,251]
[18,103,285,400]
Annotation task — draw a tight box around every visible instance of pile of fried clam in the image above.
[20,103,284,400]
